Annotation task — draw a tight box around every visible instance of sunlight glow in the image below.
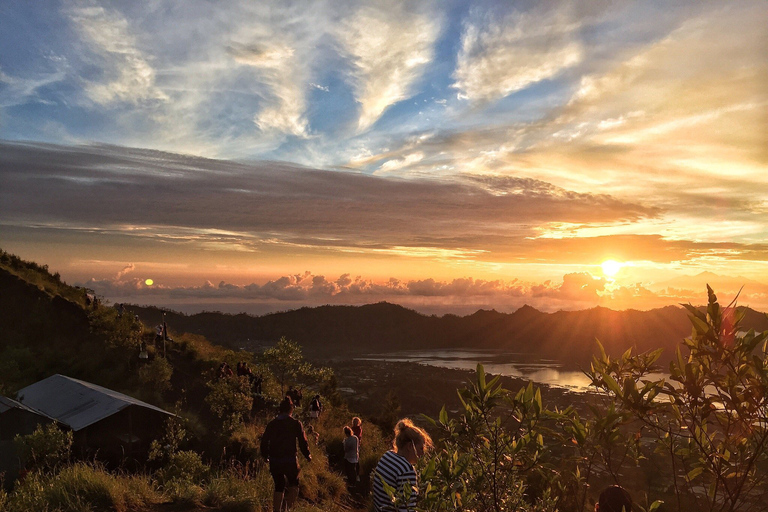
[145,278,154,286]
[601,260,623,277]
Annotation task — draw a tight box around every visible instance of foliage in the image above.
[206,375,254,433]
[588,286,768,512]
[154,450,210,485]
[4,462,162,512]
[259,336,333,394]
[148,415,190,463]
[138,356,174,398]
[421,364,554,512]
[13,423,73,473]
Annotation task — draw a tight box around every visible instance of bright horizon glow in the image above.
[1,1,766,315]
[601,260,623,278]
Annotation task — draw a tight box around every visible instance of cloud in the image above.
[0,141,661,260]
[337,2,441,130]
[226,42,308,136]
[453,4,582,102]
[81,268,768,315]
[115,263,135,280]
[67,3,167,105]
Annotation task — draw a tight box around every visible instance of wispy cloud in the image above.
[337,2,441,130]
[453,3,582,102]
[67,3,167,105]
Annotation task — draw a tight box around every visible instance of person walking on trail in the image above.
[308,394,322,420]
[372,418,433,512]
[260,397,312,512]
[343,426,359,487]
[351,416,363,444]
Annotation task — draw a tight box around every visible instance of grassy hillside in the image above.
[0,250,379,511]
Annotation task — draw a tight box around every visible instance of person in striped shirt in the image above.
[372,418,433,512]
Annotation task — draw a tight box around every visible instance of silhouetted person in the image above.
[596,485,633,512]
[261,397,311,512]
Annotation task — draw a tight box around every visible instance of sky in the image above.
[1,0,767,316]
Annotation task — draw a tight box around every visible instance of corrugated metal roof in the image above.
[15,375,173,431]
[0,395,49,417]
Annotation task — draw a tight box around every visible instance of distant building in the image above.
[15,374,174,465]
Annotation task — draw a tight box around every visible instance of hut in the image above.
[15,374,174,465]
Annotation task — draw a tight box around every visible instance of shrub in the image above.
[588,286,768,512]
[138,356,173,398]
[13,423,72,473]
[421,366,554,512]
[206,376,254,434]
[155,450,209,485]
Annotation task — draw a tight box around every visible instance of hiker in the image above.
[218,362,233,379]
[155,324,164,345]
[308,394,322,420]
[306,424,320,445]
[343,425,359,487]
[372,418,433,512]
[351,416,363,445]
[596,486,633,512]
[116,303,124,317]
[260,397,312,512]
[286,385,302,407]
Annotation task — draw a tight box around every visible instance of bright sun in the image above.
[601,260,623,277]
[145,278,154,286]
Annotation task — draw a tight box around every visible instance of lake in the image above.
[357,349,596,392]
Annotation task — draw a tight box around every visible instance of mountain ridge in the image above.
[128,300,768,370]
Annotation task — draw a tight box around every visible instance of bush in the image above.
[155,450,209,485]
[138,356,173,398]
[206,376,254,434]
[588,286,768,512]
[13,423,72,472]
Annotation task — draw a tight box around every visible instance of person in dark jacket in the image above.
[261,397,312,512]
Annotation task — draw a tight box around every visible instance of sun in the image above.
[601,260,623,277]
[145,278,154,286]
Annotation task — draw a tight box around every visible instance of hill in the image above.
[129,299,768,370]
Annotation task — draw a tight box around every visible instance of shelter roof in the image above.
[16,374,172,431]
[0,395,50,417]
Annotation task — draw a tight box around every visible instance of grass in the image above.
[3,463,164,512]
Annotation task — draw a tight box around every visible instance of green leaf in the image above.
[687,466,703,481]
[603,374,622,396]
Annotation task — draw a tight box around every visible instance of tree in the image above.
[259,337,332,395]
[205,375,254,434]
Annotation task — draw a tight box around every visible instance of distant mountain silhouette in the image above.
[130,301,768,369]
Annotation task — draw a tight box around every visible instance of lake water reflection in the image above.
[357,349,595,392]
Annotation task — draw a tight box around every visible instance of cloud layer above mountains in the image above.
[1,1,766,313]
